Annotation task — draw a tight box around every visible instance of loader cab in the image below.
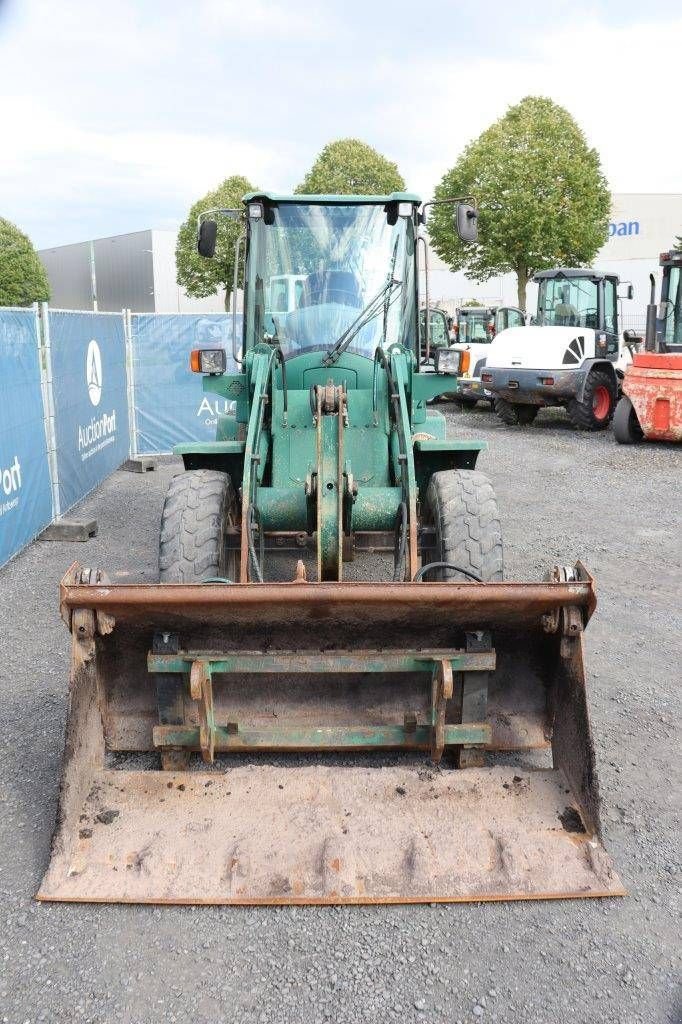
[659,251,682,352]
[534,268,621,357]
[455,306,525,343]
[456,307,494,343]
[494,306,525,333]
[240,193,422,387]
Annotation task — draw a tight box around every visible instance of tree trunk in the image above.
[224,286,231,312]
[516,264,529,312]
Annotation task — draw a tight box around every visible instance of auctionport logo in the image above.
[87,340,102,407]
[0,454,22,517]
[78,338,117,459]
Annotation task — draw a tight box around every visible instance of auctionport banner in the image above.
[0,309,53,567]
[49,311,129,513]
[130,313,241,454]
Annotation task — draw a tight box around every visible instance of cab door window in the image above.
[602,279,618,353]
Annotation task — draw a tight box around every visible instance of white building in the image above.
[426,193,682,328]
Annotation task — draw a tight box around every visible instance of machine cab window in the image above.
[537,277,598,329]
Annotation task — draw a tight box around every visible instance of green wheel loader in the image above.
[39,193,623,905]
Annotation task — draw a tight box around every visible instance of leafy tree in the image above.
[0,218,50,306]
[429,97,610,310]
[176,175,256,311]
[461,298,483,307]
[296,139,405,195]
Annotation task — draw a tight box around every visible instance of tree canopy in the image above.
[296,139,405,195]
[0,218,50,306]
[428,97,610,309]
[176,175,256,311]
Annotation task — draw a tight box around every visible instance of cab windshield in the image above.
[537,278,598,329]
[245,202,415,360]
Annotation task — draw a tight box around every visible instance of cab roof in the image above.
[533,267,618,283]
[243,191,422,205]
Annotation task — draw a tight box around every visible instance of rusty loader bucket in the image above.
[38,562,624,904]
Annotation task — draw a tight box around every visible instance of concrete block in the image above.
[39,519,98,542]
[123,457,157,473]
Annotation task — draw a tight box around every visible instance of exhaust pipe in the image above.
[645,273,657,352]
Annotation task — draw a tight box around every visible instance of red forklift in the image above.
[614,250,682,443]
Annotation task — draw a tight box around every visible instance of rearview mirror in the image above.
[197,219,218,259]
[455,203,478,244]
[626,284,634,300]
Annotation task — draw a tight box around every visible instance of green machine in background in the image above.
[39,192,623,906]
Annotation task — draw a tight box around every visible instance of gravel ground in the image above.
[1,402,680,1024]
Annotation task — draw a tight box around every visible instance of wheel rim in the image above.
[592,385,611,420]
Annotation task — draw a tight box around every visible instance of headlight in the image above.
[434,348,460,375]
[190,348,227,374]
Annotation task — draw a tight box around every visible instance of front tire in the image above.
[159,469,239,582]
[567,369,617,431]
[613,395,644,444]
[493,396,538,426]
[421,470,504,582]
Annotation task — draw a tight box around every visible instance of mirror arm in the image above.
[421,195,478,221]
[196,207,243,231]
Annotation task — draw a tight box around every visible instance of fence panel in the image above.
[0,309,53,566]
[130,313,241,454]
[48,311,129,514]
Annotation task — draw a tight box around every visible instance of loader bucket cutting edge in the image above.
[37,562,624,905]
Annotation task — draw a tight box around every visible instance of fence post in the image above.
[38,302,61,520]
[123,308,139,458]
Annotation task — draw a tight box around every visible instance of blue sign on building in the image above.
[49,311,130,514]
[609,220,640,237]
[0,310,53,567]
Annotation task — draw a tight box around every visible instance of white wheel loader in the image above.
[452,305,525,407]
[481,269,639,429]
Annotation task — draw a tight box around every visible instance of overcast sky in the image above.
[1,0,680,248]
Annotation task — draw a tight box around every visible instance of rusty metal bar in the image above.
[147,649,496,675]
[62,578,593,616]
[152,721,492,752]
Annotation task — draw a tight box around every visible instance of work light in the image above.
[190,348,227,374]
[434,348,461,375]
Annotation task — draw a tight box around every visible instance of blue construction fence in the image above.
[0,306,241,568]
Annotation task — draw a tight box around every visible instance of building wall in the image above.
[39,229,227,313]
[94,230,156,312]
[38,240,99,310]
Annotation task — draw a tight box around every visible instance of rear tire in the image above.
[159,470,239,582]
[422,470,503,582]
[613,395,644,444]
[494,397,538,426]
[567,369,617,431]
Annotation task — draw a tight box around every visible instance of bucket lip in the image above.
[59,561,596,625]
